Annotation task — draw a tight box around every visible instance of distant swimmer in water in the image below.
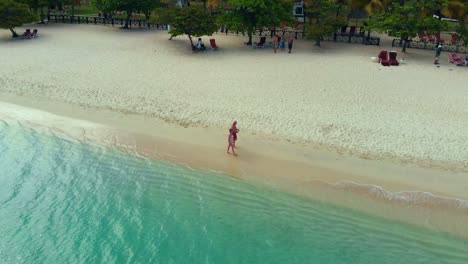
[227,128,238,156]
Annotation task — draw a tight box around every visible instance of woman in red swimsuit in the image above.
[231,121,239,146]
[227,129,237,156]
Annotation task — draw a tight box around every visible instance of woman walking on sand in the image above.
[227,129,237,156]
[231,121,239,145]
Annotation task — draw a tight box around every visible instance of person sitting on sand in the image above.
[196,38,206,51]
[227,129,238,156]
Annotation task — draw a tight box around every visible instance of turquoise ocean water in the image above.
[1,121,467,264]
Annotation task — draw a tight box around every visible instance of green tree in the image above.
[167,5,218,47]
[93,0,161,27]
[442,0,467,44]
[0,0,37,37]
[366,0,448,52]
[219,0,293,45]
[305,0,347,46]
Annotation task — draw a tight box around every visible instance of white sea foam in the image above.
[331,181,468,210]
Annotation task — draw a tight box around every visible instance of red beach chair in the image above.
[448,53,464,66]
[378,50,390,66]
[389,51,399,66]
[210,39,219,50]
[450,34,459,44]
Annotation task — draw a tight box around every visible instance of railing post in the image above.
[94,17,97,24]
[112,19,114,26]
[295,31,298,40]
[86,17,89,24]
[55,15,58,22]
[139,20,141,28]
[62,15,65,23]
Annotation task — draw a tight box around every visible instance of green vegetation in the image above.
[366,0,449,52]
[218,0,293,45]
[72,4,99,16]
[304,0,347,46]
[8,0,467,48]
[166,5,218,47]
[93,0,162,23]
[0,0,37,37]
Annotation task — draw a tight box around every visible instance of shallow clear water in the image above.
[1,121,467,264]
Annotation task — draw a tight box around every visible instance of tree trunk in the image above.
[124,11,131,29]
[188,35,194,47]
[315,39,321,47]
[10,28,19,38]
[246,32,252,45]
[402,38,408,53]
[71,3,75,17]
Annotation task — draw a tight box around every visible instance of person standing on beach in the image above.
[288,37,294,54]
[227,129,238,156]
[434,44,442,64]
[273,35,279,53]
[231,121,239,147]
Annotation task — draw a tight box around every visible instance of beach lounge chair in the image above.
[255,36,266,48]
[378,50,390,66]
[389,51,399,66]
[19,29,32,39]
[210,39,219,50]
[448,53,464,66]
[30,29,38,39]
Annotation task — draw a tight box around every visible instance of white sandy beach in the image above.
[1,24,468,237]
[1,24,467,169]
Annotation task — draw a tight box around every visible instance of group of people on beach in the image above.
[227,121,239,156]
[273,35,294,54]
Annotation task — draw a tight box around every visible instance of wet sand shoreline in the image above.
[1,98,468,240]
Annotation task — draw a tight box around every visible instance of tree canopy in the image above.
[167,5,218,47]
[93,0,162,21]
[305,0,347,46]
[0,0,37,37]
[366,0,449,52]
[219,0,293,45]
